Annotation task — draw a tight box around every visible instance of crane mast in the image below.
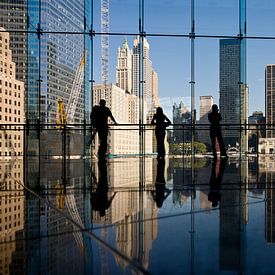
[55,53,86,127]
[101,0,109,84]
[66,54,86,124]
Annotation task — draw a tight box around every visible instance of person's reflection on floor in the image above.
[91,159,116,217]
[152,158,171,208]
[208,158,227,207]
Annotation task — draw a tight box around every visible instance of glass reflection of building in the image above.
[91,158,158,271]
[0,29,26,273]
[25,159,91,274]
[26,0,90,124]
[171,159,193,206]
[219,161,247,272]
[260,157,275,243]
[0,159,24,274]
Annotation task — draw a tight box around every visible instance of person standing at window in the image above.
[90,99,117,158]
[208,104,227,159]
[151,107,171,159]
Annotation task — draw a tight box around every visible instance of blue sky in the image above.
[92,0,275,118]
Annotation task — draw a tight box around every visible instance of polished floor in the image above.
[0,155,274,274]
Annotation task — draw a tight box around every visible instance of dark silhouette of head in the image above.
[99,99,106,107]
[212,104,219,113]
[156,107,163,116]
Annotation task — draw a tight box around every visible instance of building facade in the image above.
[266,64,275,138]
[0,29,24,158]
[173,101,192,143]
[28,0,90,124]
[219,39,242,146]
[0,0,27,83]
[116,37,132,94]
[92,83,152,155]
[198,96,213,145]
[132,37,154,111]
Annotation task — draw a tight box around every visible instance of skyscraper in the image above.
[116,37,132,94]
[265,65,275,138]
[173,101,191,143]
[200,96,213,121]
[219,39,242,146]
[0,0,27,83]
[132,37,153,110]
[27,0,89,124]
[198,96,213,144]
[0,28,24,157]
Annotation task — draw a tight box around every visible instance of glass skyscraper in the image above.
[219,39,241,146]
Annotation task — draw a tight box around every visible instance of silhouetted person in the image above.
[151,107,171,158]
[208,158,227,207]
[208,104,227,158]
[152,158,171,208]
[90,159,116,217]
[90,99,117,158]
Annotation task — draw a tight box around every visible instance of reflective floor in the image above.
[1,155,275,274]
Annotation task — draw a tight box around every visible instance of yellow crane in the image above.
[55,52,86,128]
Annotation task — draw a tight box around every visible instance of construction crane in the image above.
[56,98,67,128]
[101,0,109,84]
[56,52,86,127]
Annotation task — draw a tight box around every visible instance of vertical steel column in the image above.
[37,0,42,188]
[239,0,248,156]
[190,0,195,274]
[139,0,145,188]
[138,0,145,267]
[239,0,247,273]
[90,0,94,159]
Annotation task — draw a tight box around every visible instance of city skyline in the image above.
[91,0,275,117]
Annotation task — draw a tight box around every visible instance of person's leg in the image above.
[98,129,108,157]
[216,131,227,156]
[159,133,166,157]
[156,131,165,157]
[210,133,217,158]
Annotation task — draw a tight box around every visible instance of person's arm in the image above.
[164,115,171,126]
[108,108,117,124]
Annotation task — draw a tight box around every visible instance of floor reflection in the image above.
[3,156,275,273]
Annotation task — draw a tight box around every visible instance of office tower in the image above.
[220,39,248,147]
[132,37,153,111]
[116,37,132,94]
[200,96,213,121]
[92,83,152,155]
[266,65,275,138]
[34,0,88,124]
[152,69,159,107]
[0,28,24,157]
[0,0,27,82]
[198,96,213,144]
[248,111,265,150]
[173,101,192,143]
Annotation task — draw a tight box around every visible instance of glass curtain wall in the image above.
[0,0,249,159]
